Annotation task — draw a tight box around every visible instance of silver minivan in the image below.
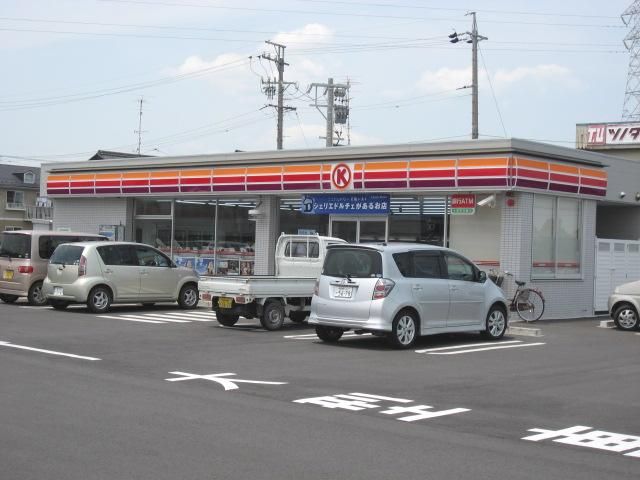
[42,241,199,313]
[0,230,106,306]
[309,244,508,349]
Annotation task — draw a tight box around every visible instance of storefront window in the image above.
[532,194,581,278]
[173,200,216,275]
[280,198,329,235]
[135,219,172,255]
[389,196,446,245]
[216,198,257,275]
[135,199,172,216]
[134,198,256,276]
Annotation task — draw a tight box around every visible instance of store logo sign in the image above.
[331,163,353,190]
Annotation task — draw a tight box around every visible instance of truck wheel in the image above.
[260,301,285,331]
[216,312,239,327]
[0,294,19,304]
[289,311,308,323]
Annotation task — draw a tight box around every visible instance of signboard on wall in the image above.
[331,163,354,190]
[586,123,640,145]
[450,194,476,215]
[301,194,390,215]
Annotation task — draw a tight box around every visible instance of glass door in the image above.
[329,216,388,243]
[330,218,358,243]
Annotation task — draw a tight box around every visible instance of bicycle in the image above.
[488,270,545,322]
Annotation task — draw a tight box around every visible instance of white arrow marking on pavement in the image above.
[165,372,287,391]
[427,342,546,355]
[415,340,522,353]
[0,341,101,361]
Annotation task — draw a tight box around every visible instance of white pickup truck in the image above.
[198,234,346,330]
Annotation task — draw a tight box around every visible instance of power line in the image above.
[98,0,625,29]
[478,45,508,138]
[0,58,249,110]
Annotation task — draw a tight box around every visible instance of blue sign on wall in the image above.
[301,194,390,215]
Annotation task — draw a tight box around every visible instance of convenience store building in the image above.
[41,138,634,319]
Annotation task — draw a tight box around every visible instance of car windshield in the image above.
[323,247,383,278]
[0,233,31,259]
[49,245,84,265]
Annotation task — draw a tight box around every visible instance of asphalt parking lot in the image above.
[1,301,639,480]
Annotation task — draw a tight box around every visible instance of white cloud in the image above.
[417,64,577,95]
[272,24,333,48]
[493,64,575,89]
[417,67,472,94]
[172,53,253,94]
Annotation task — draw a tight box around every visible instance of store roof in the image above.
[43,138,612,172]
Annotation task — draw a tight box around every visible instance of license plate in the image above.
[335,286,353,299]
[53,287,63,296]
[2,270,13,280]
[218,297,233,309]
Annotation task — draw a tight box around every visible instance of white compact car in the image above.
[309,244,509,349]
[608,280,640,331]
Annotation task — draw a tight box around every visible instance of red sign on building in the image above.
[451,194,476,215]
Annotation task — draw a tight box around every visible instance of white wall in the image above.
[52,197,129,236]
[449,195,501,266]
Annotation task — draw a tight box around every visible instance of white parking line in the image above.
[0,340,101,361]
[427,342,546,355]
[415,340,522,353]
[98,315,166,324]
[161,312,217,321]
[122,314,191,323]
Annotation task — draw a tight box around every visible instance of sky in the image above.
[0,0,634,166]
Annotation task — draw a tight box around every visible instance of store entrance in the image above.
[329,216,388,243]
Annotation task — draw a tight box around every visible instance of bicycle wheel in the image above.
[515,289,545,322]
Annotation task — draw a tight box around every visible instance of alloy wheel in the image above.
[396,315,416,346]
[488,309,506,337]
[617,308,637,329]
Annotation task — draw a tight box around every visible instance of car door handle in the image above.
[412,285,423,290]
[104,269,113,274]
[450,285,458,291]
[140,269,148,275]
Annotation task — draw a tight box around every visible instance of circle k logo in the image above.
[331,163,352,190]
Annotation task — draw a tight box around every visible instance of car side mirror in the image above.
[477,271,487,283]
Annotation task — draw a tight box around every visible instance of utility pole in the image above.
[260,41,296,149]
[449,12,487,139]
[135,96,146,155]
[622,1,640,120]
[308,78,350,147]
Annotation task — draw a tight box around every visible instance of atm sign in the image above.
[451,194,475,215]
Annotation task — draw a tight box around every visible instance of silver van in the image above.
[42,241,199,313]
[0,230,106,305]
[309,244,508,349]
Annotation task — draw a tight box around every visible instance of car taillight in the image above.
[372,278,395,300]
[313,279,319,296]
[78,255,87,276]
[17,266,34,274]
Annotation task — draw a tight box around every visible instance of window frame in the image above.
[393,250,446,279]
[6,190,25,210]
[531,195,583,280]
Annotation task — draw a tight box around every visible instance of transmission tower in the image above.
[622,1,640,121]
[134,96,146,155]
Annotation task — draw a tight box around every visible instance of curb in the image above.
[507,325,543,337]
[598,319,615,329]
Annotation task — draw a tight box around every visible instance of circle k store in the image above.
[41,138,615,319]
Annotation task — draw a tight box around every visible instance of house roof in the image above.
[0,164,40,190]
[89,150,154,160]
